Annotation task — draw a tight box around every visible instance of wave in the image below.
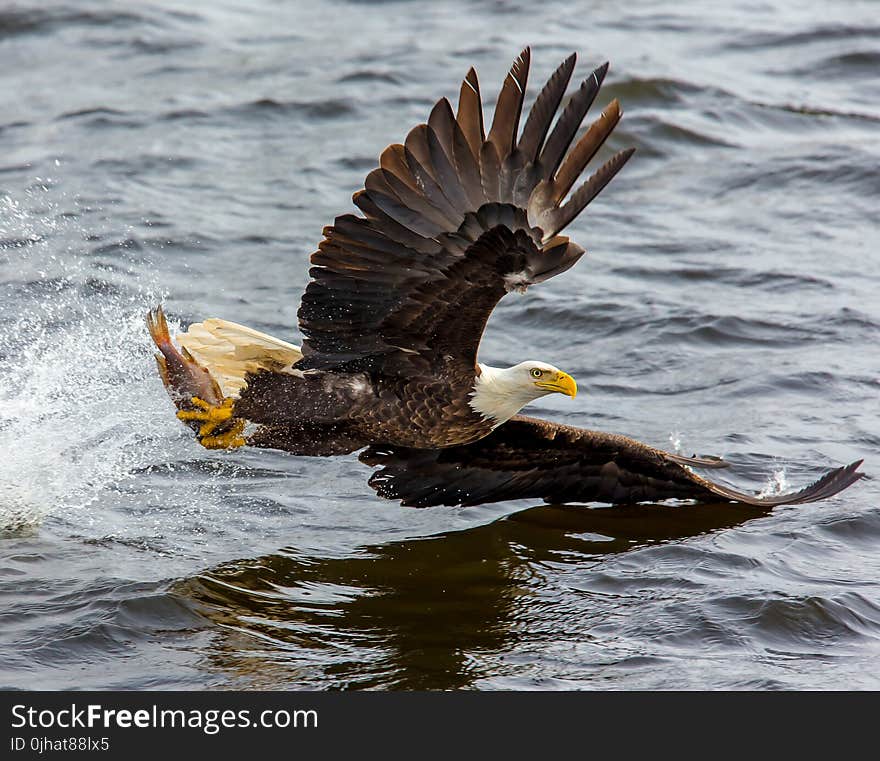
[0,7,148,40]
[725,24,880,51]
[224,98,358,121]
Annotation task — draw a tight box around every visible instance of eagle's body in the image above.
[234,363,497,453]
[147,49,864,509]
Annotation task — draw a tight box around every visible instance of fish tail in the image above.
[146,304,173,356]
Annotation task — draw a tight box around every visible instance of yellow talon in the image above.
[176,397,236,435]
[176,397,244,445]
[200,419,246,450]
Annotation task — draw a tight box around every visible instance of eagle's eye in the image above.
[530,368,544,379]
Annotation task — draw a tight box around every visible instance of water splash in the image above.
[668,430,683,454]
[0,181,181,530]
[758,467,790,499]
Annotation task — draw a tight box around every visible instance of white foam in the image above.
[758,467,790,499]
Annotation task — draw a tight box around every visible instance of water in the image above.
[1,0,878,690]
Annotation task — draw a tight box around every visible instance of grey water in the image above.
[0,0,878,690]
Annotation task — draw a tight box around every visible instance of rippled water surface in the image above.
[1,0,878,690]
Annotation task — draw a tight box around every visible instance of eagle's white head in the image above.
[469,361,577,427]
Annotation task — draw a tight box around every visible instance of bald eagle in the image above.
[147,50,864,508]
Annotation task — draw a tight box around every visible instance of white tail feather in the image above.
[176,318,302,397]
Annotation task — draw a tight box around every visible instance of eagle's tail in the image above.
[173,317,303,398]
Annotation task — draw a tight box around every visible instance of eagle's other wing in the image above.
[360,415,865,507]
[296,49,633,375]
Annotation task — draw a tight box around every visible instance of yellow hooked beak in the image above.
[535,370,578,398]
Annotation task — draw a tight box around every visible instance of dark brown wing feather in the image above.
[456,67,485,160]
[360,415,865,508]
[487,48,529,158]
[294,49,633,376]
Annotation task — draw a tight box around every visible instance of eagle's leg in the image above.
[177,397,246,449]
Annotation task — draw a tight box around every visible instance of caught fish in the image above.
[145,306,224,429]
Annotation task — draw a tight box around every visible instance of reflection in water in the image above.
[175,501,771,689]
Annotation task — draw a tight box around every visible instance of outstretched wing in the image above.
[296,49,633,374]
[360,415,865,507]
